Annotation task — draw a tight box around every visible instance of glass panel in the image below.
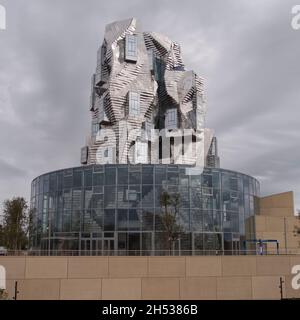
[57,173,63,190]
[91,194,103,208]
[128,233,140,254]
[141,209,154,231]
[125,34,138,61]
[84,170,92,187]
[104,209,115,231]
[230,177,238,191]
[118,233,127,251]
[224,232,232,255]
[93,172,104,186]
[203,174,212,188]
[191,209,203,231]
[104,186,116,208]
[117,167,128,185]
[128,209,141,231]
[73,170,82,187]
[49,174,57,191]
[165,108,177,129]
[222,173,230,190]
[105,167,116,185]
[62,210,71,232]
[203,212,214,231]
[194,233,204,253]
[117,209,128,231]
[129,170,141,184]
[84,187,93,209]
[190,187,202,208]
[92,209,104,230]
[142,232,153,253]
[142,185,154,207]
[128,91,140,116]
[117,186,128,208]
[142,166,153,184]
[155,166,166,185]
[64,175,72,189]
[63,189,72,210]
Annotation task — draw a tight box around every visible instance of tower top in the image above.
[81,19,218,168]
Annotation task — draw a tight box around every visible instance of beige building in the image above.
[246,191,300,254]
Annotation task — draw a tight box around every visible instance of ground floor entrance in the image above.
[39,231,245,255]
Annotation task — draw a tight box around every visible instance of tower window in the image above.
[165,108,178,129]
[98,95,109,123]
[103,147,115,164]
[125,34,138,62]
[147,49,154,72]
[92,122,100,137]
[128,91,140,116]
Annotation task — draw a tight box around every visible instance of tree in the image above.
[0,289,9,300]
[1,197,30,250]
[159,191,183,254]
[0,224,4,246]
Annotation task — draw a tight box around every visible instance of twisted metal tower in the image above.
[81,17,219,168]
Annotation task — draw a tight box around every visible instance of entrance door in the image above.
[232,240,240,255]
[192,232,223,255]
[81,238,102,255]
[203,233,223,255]
[80,239,91,256]
[103,238,115,256]
[91,239,102,256]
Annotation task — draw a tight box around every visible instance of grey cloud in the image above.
[0,158,26,179]
[0,0,299,209]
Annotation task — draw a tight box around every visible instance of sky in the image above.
[0,0,299,211]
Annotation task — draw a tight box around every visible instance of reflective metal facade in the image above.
[82,17,215,166]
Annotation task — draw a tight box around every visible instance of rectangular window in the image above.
[103,147,115,164]
[126,190,138,201]
[165,108,177,129]
[81,146,88,165]
[91,121,99,137]
[128,91,140,116]
[143,120,153,140]
[125,34,137,62]
[90,74,96,111]
[97,95,109,123]
[147,49,154,71]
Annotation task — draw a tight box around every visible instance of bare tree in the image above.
[1,197,30,250]
[0,289,9,300]
[159,191,183,254]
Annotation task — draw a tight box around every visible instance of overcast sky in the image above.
[0,0,299,211]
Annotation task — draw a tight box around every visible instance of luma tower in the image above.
[30,18,261,255]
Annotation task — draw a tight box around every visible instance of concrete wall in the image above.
[1,255,300,300]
